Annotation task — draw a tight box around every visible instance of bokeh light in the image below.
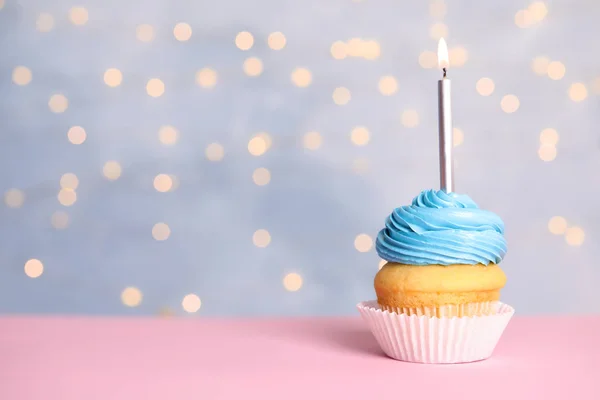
[515,9,534,28]
[350,126,370,146]
[243,57,263,77]
[152,223,171,241]
[547,61,566,80]
[529,2,548,22]
[419,51,437,69]
[36,13,54,32]
[283,273,303,292]
[449,47,468,67]
[24,259,44,278]
[248,135,268,156]
[568,82,588,102]
[500,95,520,113]
[532,56,550,76]
[291,68,312,87]
[354,234,373,252]
[235,31,254,50]
[69,7,89,26]
[565,226,585,246]
[429,23,448,40]
[4,189,25,208]
[429,1,447,19]
[60,173,79,190]
[330,41,348,60]
[48,94,68,113]
[158,125,178,145]
[196,68,217,88]
[205,143,225,161]
[476,77,495,96]
[540,128,559,146]
[332,87,351,105]
[68,126,86,145]
[136,24,154,42]
[548,216,567,235]
[182,294,202,313]
[103,68,123,87]
[173,22,192,41]
[268,32,286,50]
[121,287,142,307]
[153,174,173,192]
[253,229,271,248]
[378,76,398,96]
[57,188,77,206]
[303,131,322,150]
[103,161,122,181]
[252,167,271,186]
[538,145,557,161]
[146,78,165,97]
[12,66,32,86]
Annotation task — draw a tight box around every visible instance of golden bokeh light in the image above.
[378,76,398,96]
[69,6,89,26]
[332,87,351,105]
[146,78,165,97]
[51,211,69,230]
[258,132,273,150]
[24,259,44,278]
[528,2,548,22]
[476,77,495,96]
[158,125,178,145]
[36,13,54,32]
[540,128,559,146]
[303,131,322,150]
[548,216,567,235]
[205,142,225,161]
[12,66,32,86]
[136,24,154,42]
[283,273,303,292]
[57,188,77,206]
[235,31,254,50]
[532,56,550,76]
[4,189,25,208]
[60,173,79,190]
[363,40,381,60]
[449,47,468,67]
[352,157,369,175]
[153,174,173,192]
[500,95,520,113]
[547,61,566,80]
[67,126,86,145]
[291,68,312,88]
[453,128,464,147]
[48,94,68,113]
[103,68,123,88]
[152,222,171,241]
[378,259,387,270]
[121,287,143,307]
[173,22,192,41]
[253,229,271,248]
[330,41,348,60]
[538,144,557,161]
[350,126,370,146]
[429,23,448,40]
[243,57,263,77]
[354,233,373,253]
[103,161,122,180]
[565,226,585,246]
[568,82,588,102]
[182,294,202,313]
[268,31,286,50]
[429,1,447,19]
[252,167,271,186]
[514,9,534,28]
[401,109,420,127]
[248,135,268,156]
[196,68,217,88]
[418,51,437,69]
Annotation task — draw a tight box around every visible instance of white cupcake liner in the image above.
[357,300,514,364]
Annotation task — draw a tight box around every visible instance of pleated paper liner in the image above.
[357,300,514,364]
[379,301,498,318]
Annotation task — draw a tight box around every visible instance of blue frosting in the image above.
[375,189,507,266]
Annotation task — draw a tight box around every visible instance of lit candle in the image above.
[437,38,454,193]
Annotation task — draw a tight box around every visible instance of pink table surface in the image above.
[1,315,599,400]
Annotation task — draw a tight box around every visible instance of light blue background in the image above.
[0,0,598,316]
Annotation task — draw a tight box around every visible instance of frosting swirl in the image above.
[376,189,507,266]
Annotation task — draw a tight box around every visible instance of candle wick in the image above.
[442,68,447,78]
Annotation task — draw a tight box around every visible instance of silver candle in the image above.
[437,38,454,193]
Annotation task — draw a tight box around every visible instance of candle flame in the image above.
[438,38,449,70]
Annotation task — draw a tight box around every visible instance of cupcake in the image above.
[357,189,514,363]
[374,189,507,317]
